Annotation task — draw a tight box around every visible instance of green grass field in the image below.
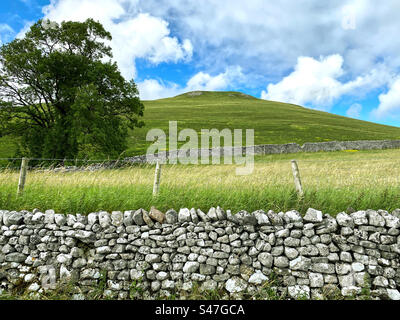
[2,91,400,159]
[1,149,399,215]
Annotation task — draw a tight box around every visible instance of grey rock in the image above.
[373,276,389,287]
[225,277,248,293]
[284,210,302,223]
[111,211,124,227]
[145,254,161,263]
[161,280,175,290]
[341,286,361,297]
[284,237,301,247]
[242,212,257,225]
[99,211,111,228]
[96,246,112,254]
[351,262,365,272]
[387,289,400,300]
[142,210,154,227]
[340,252,353,263]
[309,273,324,288]
[54,214,66,226]
[5,252,26,263]
[189,208,199,224]
[266,210,283,226]
[66,214,76,226]
[276,229,290,238]
[367,210,386,227]
[56,253,72,266]
[165,209,178,224]
[258,252,273,267]
[7,211,24,225]
[178,208,191,223]
[196,209,210,223]
[207,207,218,221]
[311,263,335,274]
[339,274,355,287]
[274,256,289,268]
[132,209,146,226]
[183,261,200,273]
[290,256,311,271]
[350,211,368,225]
[200,264,216,275]
[336,212,354,227]
[88,212,99,225]
[335,263,352,275]
[216,206,226,221]
[379,210,400,228]
[304,208,323,223]
[248,271,268,285]
[74,230,96,243]
[31,211,45,224]
[284,247,299,260]
[253,210,270,225]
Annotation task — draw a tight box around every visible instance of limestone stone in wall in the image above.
[0,207,399,300]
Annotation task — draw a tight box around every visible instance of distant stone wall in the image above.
[125,140,400,163]
[1,207,400,300]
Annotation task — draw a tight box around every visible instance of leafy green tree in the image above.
[0,18,144,160]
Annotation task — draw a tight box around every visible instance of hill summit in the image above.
[174,91,256,99]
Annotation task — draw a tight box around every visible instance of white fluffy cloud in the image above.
[371,78,400,119]
[136,0,400,77]
[346,103,362,118]
[137,66,244,100]
[137,79,182,100]
[261,54,391,109]
[42,0,193,79]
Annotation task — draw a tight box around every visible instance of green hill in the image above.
[124,91,400,156]
[2,90,400,158]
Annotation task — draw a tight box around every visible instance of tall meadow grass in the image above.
[1,149,400,215]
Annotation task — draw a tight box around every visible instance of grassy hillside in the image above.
[2,90,400,158]
[125,91,400,156]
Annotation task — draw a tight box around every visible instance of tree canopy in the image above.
[0,18,144,160]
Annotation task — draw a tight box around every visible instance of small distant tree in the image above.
[0,18,144,160]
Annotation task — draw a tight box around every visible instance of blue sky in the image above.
[1,0,400,127]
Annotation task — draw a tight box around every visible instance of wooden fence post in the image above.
[153,161,162,197]
[291,160,304,198]
[17,157,29,196]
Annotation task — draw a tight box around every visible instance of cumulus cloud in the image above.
[260,54,391,110]
[136,0,400,77]
[137,79,182,100]
[371,78,400,119]
[346,103,362,118]
[137,66,244,100]
[42,0,193,79]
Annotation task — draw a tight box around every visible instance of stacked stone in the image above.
[0,207,399,300]
[334,209,400,299]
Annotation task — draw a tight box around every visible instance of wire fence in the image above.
[1,153,400,164]
[1,151,399,199]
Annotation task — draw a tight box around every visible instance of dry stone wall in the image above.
[125,139,400,163]
[1,207,400,300]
